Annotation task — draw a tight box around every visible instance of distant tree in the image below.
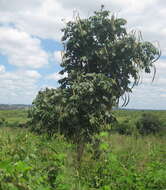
[136,113,161,135]
[29,6,160,161]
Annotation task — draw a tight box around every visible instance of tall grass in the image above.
[0,127,165,189]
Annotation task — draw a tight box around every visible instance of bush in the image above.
[0,118,7,127]
[80,133,166,190]
[136,113,161,135]
[111,119,137,135]
[115,120,134,135]
[28,88,63,136]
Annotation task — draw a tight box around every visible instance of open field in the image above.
[114,109,166,125]
[1,108,166,127]
[0,109,28,125]
[0,109,166,189]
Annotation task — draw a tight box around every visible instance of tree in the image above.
[136,113,161,135]
[59,6,160,105]
[29,6,160,161]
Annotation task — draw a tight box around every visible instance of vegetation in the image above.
[29,7,160,160]
[0,104,30,110]
[0,109,165,189]
[0,6,164,190]
[0,126,165,189]
[136,113,162,135]
[0,109,28,127]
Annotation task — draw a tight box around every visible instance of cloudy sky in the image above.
[0,0,166,109]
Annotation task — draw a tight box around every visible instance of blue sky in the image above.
[0,0,166,109]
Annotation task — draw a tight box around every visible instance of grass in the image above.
[0,127,165,189]
[0,127,75,190]
[0,109,165,189]
[0,109,28,125]
[114,109,166,125]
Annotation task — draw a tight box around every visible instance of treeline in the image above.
[0,104,31,110]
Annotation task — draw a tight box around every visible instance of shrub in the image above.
[114,120,135,135]
[136,113,161,135]
[0,118,7,127]
[28,88,63,136]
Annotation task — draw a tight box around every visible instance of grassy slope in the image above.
[0,109,165,189]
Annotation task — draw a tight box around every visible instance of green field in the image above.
[0,109,28,125]
[1,108,166,127]
[114,109,166,124]
[0,109,166,190]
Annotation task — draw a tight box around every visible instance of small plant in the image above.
[136,113,161,135]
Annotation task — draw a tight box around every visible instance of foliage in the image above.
[0,117,6,127]
[29,6,160,151]
[0,127,75,190]
[136,113,162,135]
[80,132,166,190]
[28,88,63,135]
[0,110,166,189]
[60,5,160,103]
[29,74,117,149]
[0,127,166,190]
[112,119,136,135]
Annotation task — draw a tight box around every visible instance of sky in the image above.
[0,0,166,109]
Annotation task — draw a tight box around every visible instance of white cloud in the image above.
[0,0,166,108]
[126,58,166,109]
[53,51,62,64]
[0,0,70,40]
[0,0,42,12]
[46,72,67,81]
[0,69,41,104]
[160,94,166,98]
[41,84,57,89]
[0,65,5,73]
[0,27,48,68]
[155,60,166,69]
[0,0,165,57]
[126,83,166,110]
[0,0,165,54]
[24,70,41,79]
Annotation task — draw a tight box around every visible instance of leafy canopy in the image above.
[29,6,160,145]
[59,6,160,105]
